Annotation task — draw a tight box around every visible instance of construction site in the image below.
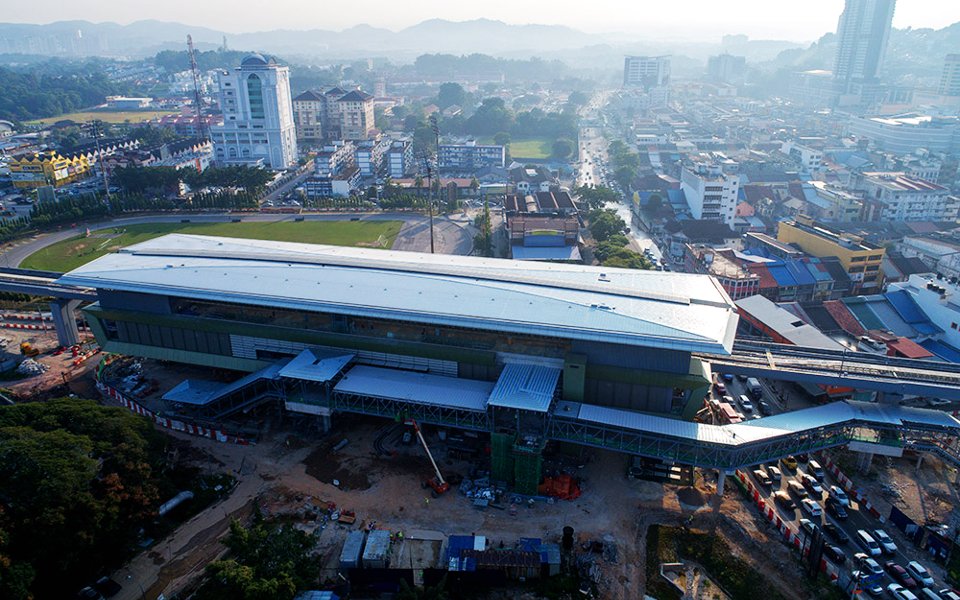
[1,234,957,598]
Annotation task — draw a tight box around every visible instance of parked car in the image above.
[854,553,884,576]
[781,455,798,470]
[856,530,882,557]
[823,522,849,544]
[906,562,935,587]
[826,496,848,519]
[874,529,897,555]
[721,373,734,383]
[739,395,754,412]
[800,498,822,517]
[799,518,818,537]
[823,544,846,565]
[852,576,883,597]
[801,473,823,494]
[773,490,795,510]
[758,399,772,415]
[886,562,918,589]
[938,590,960,600]
[714,381,727,394]
[788,480,808,498]
[830,485,850,506]
[808,459,825,479]
[767,465,782,481]
[752,469,772,487]
[888,583,920,600]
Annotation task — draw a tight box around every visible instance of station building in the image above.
[61,234,740,491]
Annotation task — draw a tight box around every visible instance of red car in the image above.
[714,382,727,394]
[885,562,917,589]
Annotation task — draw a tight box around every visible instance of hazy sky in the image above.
[5,0,959,42]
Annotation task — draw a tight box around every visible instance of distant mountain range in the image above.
[1,17,957,77]
[0,18,799,63]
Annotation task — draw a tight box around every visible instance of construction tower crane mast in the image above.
[186,35,207,140]
[404,418,449,497]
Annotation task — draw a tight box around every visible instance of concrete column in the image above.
[716,469,727,496]
[321,413,331,433]
[858,451,874,474]
[916,454,924,471]
[49,299,81,348]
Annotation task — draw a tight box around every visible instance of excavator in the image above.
[405,418,449,497]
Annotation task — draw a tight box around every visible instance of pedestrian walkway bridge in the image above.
[153,349,960,471]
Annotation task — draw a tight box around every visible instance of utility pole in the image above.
[90,120,110,203]
[428,114,440,254]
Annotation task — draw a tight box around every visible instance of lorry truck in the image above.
[746,377,763,398]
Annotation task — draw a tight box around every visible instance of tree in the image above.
[574,185,618,210]
[194,520,318,600]
[588,209,626,243]
[647,194,664,213]
[551,138,574,160]
[0,399,165,599]
[436,82,466,110]
[473,199,494,257]
[567,90,589,107]
[465,97,513,136]
[493,131,511,146]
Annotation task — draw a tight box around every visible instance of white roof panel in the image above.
[58,234,739,355]
[333,365,493,412]
[278,349,354,383]
[487,363,560,412]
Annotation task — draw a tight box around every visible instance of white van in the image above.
[855,529,882,556]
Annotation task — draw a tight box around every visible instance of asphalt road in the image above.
[0,211,474,270]
[747,459,945,594]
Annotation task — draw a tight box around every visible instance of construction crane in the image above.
[186,35,207,140]
[404,418,449,497]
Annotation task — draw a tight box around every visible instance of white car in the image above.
[887,583,919,600]
[854,553,884,575]
[768,465,782,481]
[906,561,935,587]
[830,485,850,506]
[801,498,822,517]
[873,529,897,554]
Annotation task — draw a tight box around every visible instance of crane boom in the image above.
[406,419,445,486]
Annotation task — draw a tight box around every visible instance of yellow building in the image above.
[777,215,885,292]
[8,151,91,189]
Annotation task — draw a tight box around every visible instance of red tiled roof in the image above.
[886,337,934,359]
[823,300,866,337]
[746,264,778,290]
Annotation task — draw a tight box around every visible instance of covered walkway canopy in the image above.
[333,365,494,412]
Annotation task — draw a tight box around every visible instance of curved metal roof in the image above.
[59,234,739,354]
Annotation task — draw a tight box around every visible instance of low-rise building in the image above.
[314,141,355,178]
[856,172,959,223]
[439,141,505,171]
[8,151,91,188]
[679,156,739,226]
[105,96,152,109]
[779,140,823,174]
[777,216,885,293]
[385,140,413,178]
[848,113,960,154]
[303,166,361,198]
[684,245,760,300]
[354,137,390,178]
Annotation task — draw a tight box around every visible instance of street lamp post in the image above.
[428,115,441,254]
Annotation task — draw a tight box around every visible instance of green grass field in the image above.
[25,110,178,126]
[480,136,553,159]
[22,220,403,272]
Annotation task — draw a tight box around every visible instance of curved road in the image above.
[0,211,475,270]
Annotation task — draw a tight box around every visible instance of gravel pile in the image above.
[17,359,48,376]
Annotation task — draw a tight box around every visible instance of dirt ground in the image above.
[103,415,834,600]
[0,322,100,400]
[839,448,960,531]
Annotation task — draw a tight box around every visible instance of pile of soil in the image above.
[677,486,707,509]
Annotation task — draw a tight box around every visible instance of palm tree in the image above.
[414,174,424,198]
